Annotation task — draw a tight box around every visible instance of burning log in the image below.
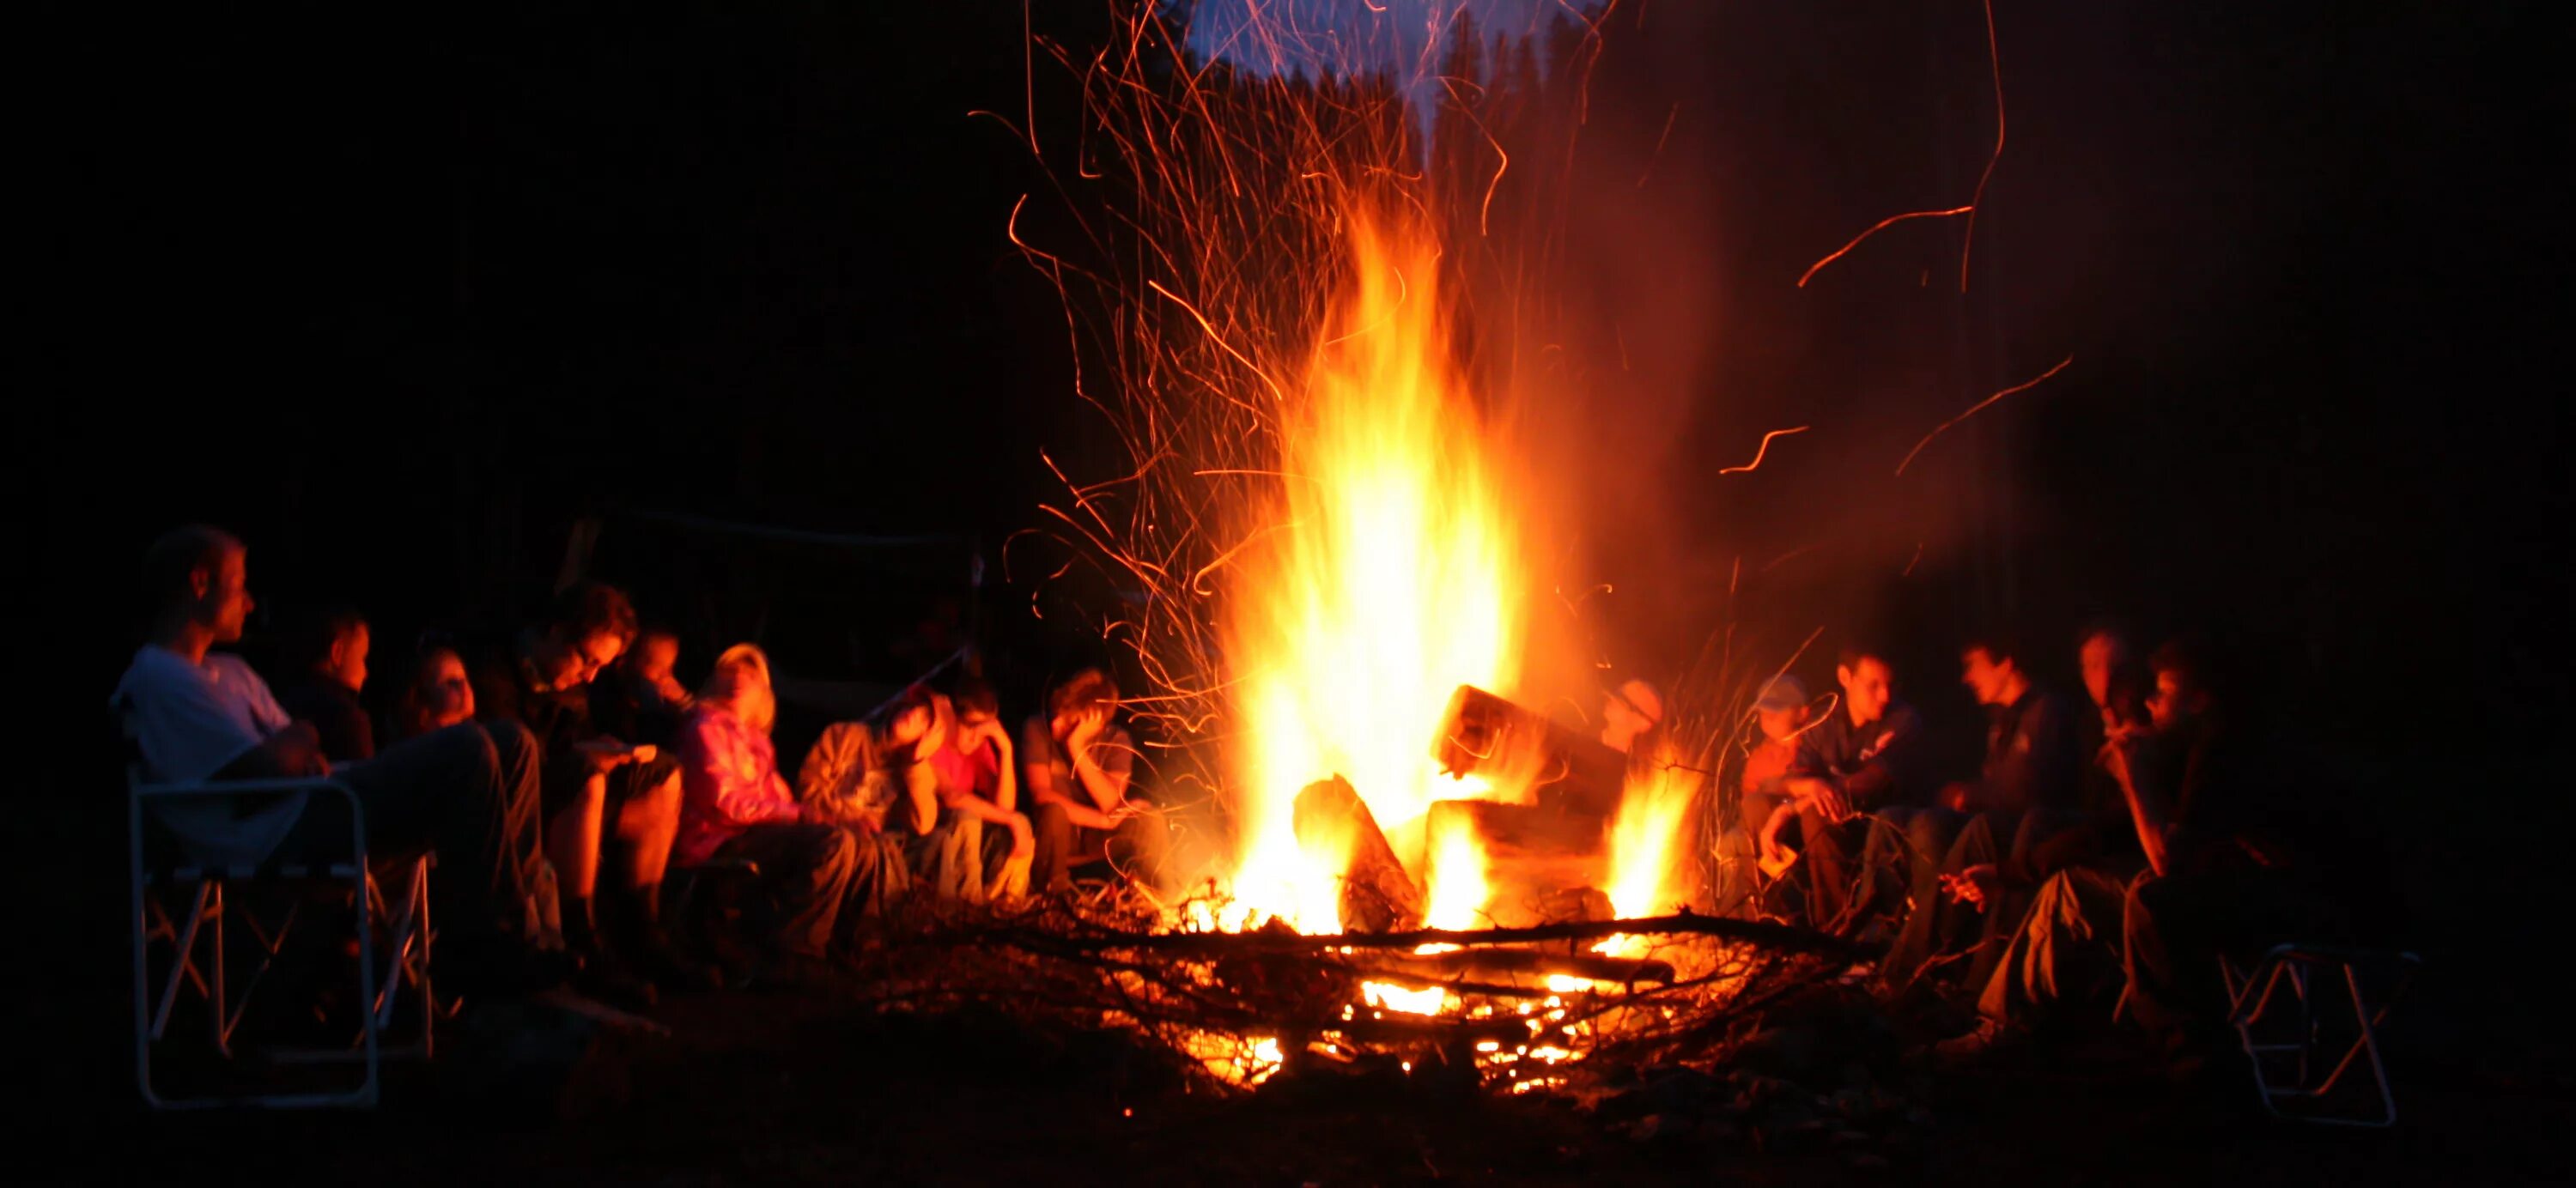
[1292,775,1424,933]
[1432,686,1631,819]
[1363,948,1679,989]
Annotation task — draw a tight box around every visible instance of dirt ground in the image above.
[79,979,2573,1188]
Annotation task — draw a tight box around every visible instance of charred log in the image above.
[1292,775,1424,933]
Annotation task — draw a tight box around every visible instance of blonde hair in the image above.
[700,643,777,735]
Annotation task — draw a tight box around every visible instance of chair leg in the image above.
[149,882,216,1042]
[219,896,302,1052]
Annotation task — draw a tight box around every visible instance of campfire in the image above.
[957,1,1858,1094]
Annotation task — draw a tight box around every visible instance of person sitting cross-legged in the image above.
[1024,670,1170,898]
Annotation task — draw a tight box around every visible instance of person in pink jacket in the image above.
[677,645,897,980]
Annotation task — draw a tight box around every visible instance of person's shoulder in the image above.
[115,643,180,682]
[112,645,186,706]
[204,652,275,694]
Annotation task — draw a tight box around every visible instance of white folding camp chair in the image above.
[129,765,437,1109]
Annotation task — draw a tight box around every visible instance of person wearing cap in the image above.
[1739,674,1810,878]
[1779,646,1942,936]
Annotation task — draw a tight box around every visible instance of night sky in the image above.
[25,1,2571,1082]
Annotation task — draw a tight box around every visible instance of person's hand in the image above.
[1941,864,1999,910]
[1784,776,1851,824]
[575,736,638,771]
[271,721,331,777]
[1110,798,1153,824]
[1006,813,1036,861]
[1068,705,1109,749]
[1064,803,1115,830]
[978,718,1014,753]
[1938,783,1975,814]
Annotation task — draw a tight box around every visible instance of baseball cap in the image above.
[1753,673,1807,712]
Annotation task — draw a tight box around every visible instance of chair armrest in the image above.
[134,775,356,797]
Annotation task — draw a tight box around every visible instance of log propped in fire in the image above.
[1292,774,1424,933]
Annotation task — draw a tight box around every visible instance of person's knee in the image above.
[643,768,683,816]
[553,774,607,823]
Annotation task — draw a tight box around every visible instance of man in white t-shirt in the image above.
[113,526,564,1002]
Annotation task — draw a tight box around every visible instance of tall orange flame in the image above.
[1222,206,1523,933]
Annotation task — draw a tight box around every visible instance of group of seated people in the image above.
[115,522,2374,1082]
[113,525,1178,1025]
[1651,626,2378,1071]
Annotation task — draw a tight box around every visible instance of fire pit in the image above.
[963,1,1868,1098]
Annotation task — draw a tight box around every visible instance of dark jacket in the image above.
[1974,686,2084,816]
[277,674,375,763]
[1791,701,1930,811]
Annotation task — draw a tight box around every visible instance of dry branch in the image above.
[992,911,1865,961]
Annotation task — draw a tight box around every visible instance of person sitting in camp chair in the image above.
[112,525,625,1025]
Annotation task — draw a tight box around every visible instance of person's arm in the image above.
[2105,738,2174,877]
[899,761,939,837]
[943,788,1034,858]
[1066,711,1133,813]
[1841,708,1923,811]
[1021,717,1066,806]
[213,721,330,780]
[986,728,1018,813]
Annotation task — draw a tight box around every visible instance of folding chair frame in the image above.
[2220,943,2421,1128]
[130,773,432,1109]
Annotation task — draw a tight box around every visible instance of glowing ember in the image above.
[1362,980,1452,1016]
[1187,1032,1287,1086]
[1222,208,1528,933]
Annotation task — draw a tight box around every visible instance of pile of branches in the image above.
[853,888,1869,1096]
